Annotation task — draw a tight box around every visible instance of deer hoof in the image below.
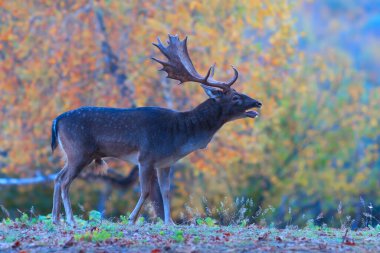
[66,219,76,227]
[127,218,136,225]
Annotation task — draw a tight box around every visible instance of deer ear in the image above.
[202,87,223,99]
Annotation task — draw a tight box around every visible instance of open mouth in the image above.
[244,110,259,118]
[244,102,261,118]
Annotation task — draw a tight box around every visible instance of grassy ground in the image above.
[0,213,379,252]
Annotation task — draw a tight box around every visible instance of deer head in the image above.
[152,34,262,123]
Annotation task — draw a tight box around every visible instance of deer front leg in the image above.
[157,167,174,225]
[128,163,154,224]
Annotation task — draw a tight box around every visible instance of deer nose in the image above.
[255,101,262,108]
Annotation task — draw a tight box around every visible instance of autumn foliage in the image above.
[0,1,379,224]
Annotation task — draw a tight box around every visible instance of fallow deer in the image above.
[51,34,262,226]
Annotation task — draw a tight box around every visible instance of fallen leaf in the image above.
[12,241,21,249]
[63,237,75,248]
[343,239,356,246]
[258,232,270,241]
[342,229,355,246]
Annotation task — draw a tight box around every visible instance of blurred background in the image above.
[0,0,379,227]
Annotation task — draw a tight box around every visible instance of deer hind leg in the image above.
[60,158,91,226]
[128,163,154,224]
[52,168,65,224]
[157,167,174,225]
[149,173,164,221]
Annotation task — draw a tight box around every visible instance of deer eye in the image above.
[232,96,240,101]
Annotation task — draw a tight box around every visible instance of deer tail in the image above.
[51,118,59,153]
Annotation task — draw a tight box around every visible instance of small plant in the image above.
[19,212,29,224]
[196,217,216,227]
[172,229,185,243]
[205,217,216,227]
[155,218,164,226]
[74,232,92,242]
[38,215,48,222]
[92,230,111,242]
[196,218,204,226]
[240,219,248,227]
[137,217,145,225]
[120,215,129,224]
[101,222,112,230]
[42,219,55,232]
[88,210,102,225]
[2,217,13,226]
[321,223,330,232]
[16,212,39,226]
[115,231,124,238]
[74,229,111,242]
[74,216,87,227]
[37,214,54,231]
[306,219,316,230]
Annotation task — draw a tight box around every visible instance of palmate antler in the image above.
[152,34,238,92]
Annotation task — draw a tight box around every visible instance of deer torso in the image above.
[56,99,224,168]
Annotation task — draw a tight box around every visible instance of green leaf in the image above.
[205,217,216,227]
[89,210,102,224]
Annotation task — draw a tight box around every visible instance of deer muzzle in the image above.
[244,99,262,118]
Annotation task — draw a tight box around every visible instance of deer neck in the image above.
[186,98,224,131]
[177,99,224,150]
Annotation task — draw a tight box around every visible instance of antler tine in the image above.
[202,64,229,91]
[227,66,239,87]
[203,65,239,91]
[204,65,213,81]
[204,63,216,80]
[152,37,170,59]
[151,57,166,67]
[168,34,179,44]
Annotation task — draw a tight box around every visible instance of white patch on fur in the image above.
[57,133,68,167]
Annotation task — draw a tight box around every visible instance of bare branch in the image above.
[0,167,139,189]
[0,173,57,186]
